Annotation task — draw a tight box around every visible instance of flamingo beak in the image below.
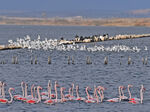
[143,88,146,91]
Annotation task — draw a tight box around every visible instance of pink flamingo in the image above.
[120,86,128,101]
[26,86,42,104]
[48,81,56,99]
[75,85,85,101]
[84,87,97,103]
[42,80,56,99]
[0,88,15,104]
[53,81,59,102]
[44,81,59,104]
[128,85,145,104]
[21,83,34,101]
[85,87,91,99]
[41,81,51,100]
[127,84,133,100]
[41,80,50,96]
[106,86,122,102]
[93,85,97,99]
[43,98,54,104]
[65,88,72,98]
[84,86,93,100]
[14,82,25,100]
[25,84,34,100]
[33,86,37,100]
[49,81,56,99]
[95,88,100,103]
[97,88,103,103]
[97,86,106,102]
[111,85,128,101]
[44,86,66,104]
[60,87,68,102]
[68,83,76,100]
[64,84,75,100]
[127,84,140,101]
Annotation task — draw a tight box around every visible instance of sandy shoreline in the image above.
[0,16,150,27]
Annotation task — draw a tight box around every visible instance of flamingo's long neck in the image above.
[98,89,104,102]
[62,92,65,99]
[120,88,124,97]
[47,81,50,98]
[31,84,34,99]
[86,88,90,99]
[2,83,5,98]
[60,88,63,102]
[140,86,144,104]
[101,89,104,102]
[128,86,132,99]
[21,83,25,97]
[69,88,71,96]
[8,88,14,103]
[97,89,102,101]
[76,86,79,98]
[25,84,28,97]
[72,84,74,96]
[55,84,58,102]
[37,87,41,103]
[118,86,121,101]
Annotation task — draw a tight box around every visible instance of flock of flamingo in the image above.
[0,81,145,105]
[7,35,144,52]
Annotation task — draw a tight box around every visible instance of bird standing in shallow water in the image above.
[128,85,145,104]
[0,88,15,104]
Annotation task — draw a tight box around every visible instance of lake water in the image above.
[0,25,150,112]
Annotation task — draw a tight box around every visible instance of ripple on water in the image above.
[0,26,150,112]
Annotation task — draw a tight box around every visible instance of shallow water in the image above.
[0,25,150,112]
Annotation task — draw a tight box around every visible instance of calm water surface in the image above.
[0,25,150,112]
